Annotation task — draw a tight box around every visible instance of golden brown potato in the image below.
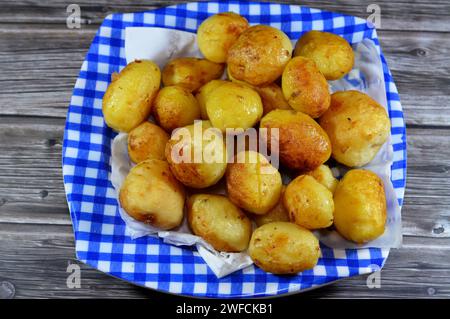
[294,30,354,80]
[305,164,338,193]
[197,12,249,63]
[127,121,169,164]
[333,169,387,243]
[187,194,252,252]
[227,25,293,86]
[195,80,227,120]
[162,57,224,92]
[284,175,334,230]
[282,56,330,118]
[319,90,390,167]
[260,109,331,171]
[248,222,320,274]
[254,83,292,116]
[153,86,201,132]
[102,60,161,132]
[206,81,263,132]
[119,159,185,230]
[165,121,227,188]
[226,151,282,215]
[252,186,289,226]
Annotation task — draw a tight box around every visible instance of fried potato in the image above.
[102,60,161,132]
[333,169,387,243]
[282,56,330,118]
[319,90,390,167]
[227,25,293,86]
[248,222,320,274]
[260,109,331,171]
[119,159,185,230]
[254,83,292,116]
[162,57,224,92]
[206,81,263,132]
[165,121,227,188]
[284,175,334,230]
[252,186,289,226]
[305,164,338,193]
[187,194,252,252]
[195,80,227,120]
[226,151,282,215]
[153,86,201,132]
[127,121,169,163]
[294,30,354,80]
[197,12,249,63]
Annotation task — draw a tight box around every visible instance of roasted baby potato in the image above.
[260,109,332,171]
[248,222,320,274]
[226,151,282,215]
[127,121,169,163]
[294,30,354,80]
[206,81,263,132]
[305,164,338,193]
[254,83,292,116]
[227,25,293,86]
[119,159,185,230]
[252,186,289,226]
[165,121,227,188]
[333,169,387,243]
[319,90,390,167]
[284,175,334,230]
[187,194,252,252]
[195,80,227,120]
[197,12,249,63]
[162,57,224,92]
[102,60,161,132]
[153,86,201,132]
[282,56,330,118]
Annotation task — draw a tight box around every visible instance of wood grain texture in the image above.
[0,0,449,299]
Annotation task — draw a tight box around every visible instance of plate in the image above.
[62,0,407,298]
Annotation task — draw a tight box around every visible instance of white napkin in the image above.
[110,27,402,278]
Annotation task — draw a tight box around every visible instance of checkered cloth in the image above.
[62,0,406,297]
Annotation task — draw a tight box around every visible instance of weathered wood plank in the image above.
[0,26,449,126]
[0,232,449,298]
[1,0,450,32]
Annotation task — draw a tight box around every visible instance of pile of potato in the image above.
[102,12,391,275]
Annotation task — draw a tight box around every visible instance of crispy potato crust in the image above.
[248,222,320,274]
[127,121,169,163]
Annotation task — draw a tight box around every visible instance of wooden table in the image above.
[1,0,449,299]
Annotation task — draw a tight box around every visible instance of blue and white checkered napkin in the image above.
[62,1,407,297]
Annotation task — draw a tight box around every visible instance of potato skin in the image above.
[227,25,293,86]
[333,169,387,243]
[102,60,161,132]
[252,186,289,227]
[294,30,354,80]
[260,109,331,171]
[305,164,338,193]
[319,90,390,167]
[153,86,201,132]
[195,80,227,120]
[197,12,249,63]
[282,56,330,118]
[284,175,334,230]
[162,57,224,92]
[119,159,185,230]
[165,121,227,188]
[254,83,292,116]
[248,222,320,274]
[206,81,263,132]
[226,151,282,215]
[127,121,169,164]
[187,194,252,252]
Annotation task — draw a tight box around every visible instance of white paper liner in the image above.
[109,27,403,278]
